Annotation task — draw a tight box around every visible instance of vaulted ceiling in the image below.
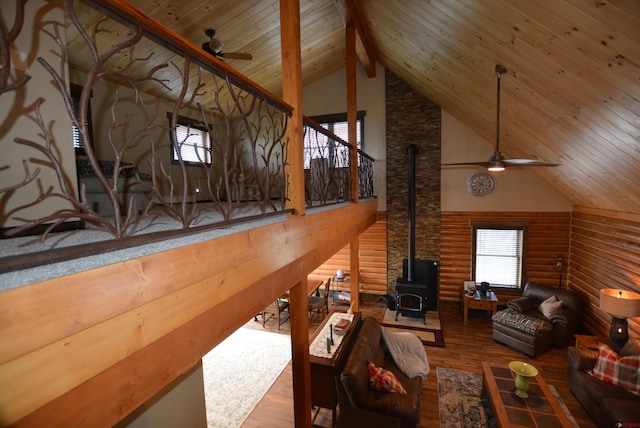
[72,0,640,214]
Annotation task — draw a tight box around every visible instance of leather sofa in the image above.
[492,282,583,357]
[335,317,421,428]
[568,339,640,427]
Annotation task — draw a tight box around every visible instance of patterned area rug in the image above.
[437,367,496,428]
[202,328,291,427]
[382,309,444,347]
[437,368,579,428]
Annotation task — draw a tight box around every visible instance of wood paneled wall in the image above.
[310,212,387,295]
[0,201,377,427]
[440,211,571,302]
[569,207,640,340]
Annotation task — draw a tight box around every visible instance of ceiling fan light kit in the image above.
[444,64,559,172]
[202,28,253,61]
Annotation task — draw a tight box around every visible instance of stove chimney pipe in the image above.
[407,144,418,282]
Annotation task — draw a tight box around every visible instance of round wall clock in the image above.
[467,172,495,196]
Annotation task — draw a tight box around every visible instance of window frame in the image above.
[471,221,528,289]
[309,110,365,149]
[305,111,365,170]
[70,83,94,156]
[168,113,213,167]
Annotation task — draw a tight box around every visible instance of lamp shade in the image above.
[599,289,640,318]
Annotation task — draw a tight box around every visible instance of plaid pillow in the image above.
[592,344,640,395]
[367,361,407,393]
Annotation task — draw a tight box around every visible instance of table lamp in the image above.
[599,289,640,347]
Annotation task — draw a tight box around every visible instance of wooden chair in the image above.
[262,297,290,330]
[308,278,331,319]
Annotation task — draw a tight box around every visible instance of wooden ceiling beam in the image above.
[332,0,376,78]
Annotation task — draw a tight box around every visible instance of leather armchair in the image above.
[492,282,584,357]
[507,282,583,348]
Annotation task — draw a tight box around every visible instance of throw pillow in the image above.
[539,295,563,318]
[367,361,407,394]
[592,344,640,395]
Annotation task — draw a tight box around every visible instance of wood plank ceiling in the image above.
[68,0,640,214]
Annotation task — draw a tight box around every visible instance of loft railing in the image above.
[303,118,352,207]
[0,0,375,274]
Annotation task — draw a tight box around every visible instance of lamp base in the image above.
[609,317,629,348]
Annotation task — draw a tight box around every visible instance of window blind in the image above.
[475,228,523,287]
[173,124,211,164]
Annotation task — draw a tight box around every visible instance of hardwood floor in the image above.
[242,298,597,428]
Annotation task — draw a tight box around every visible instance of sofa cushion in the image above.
[620,338,640,357]
[368,361,407,393]
[492,308,553,335]
[539,295,563,318]
[592,344,640,395]
[601,397,640,424]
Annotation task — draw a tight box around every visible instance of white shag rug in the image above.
[202,327,291,427]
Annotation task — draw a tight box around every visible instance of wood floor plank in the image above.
[242,299,597,428]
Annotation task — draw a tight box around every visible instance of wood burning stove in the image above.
[394,144,438,324]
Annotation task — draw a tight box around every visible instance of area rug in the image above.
[202,328,291,427]
[382,309,444,347]
[437,367,496,428]
[437,368,579,428]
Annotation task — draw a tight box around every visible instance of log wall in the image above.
[569,207,640,339]
[310,211,387,295]
[440,211,571,302]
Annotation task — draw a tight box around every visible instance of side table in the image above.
[461,289,499,325]
[574,334,601,351]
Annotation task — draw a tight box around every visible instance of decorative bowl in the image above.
[508,361,538,398]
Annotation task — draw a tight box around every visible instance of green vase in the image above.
[508,361,538,399]
[513,372,530,398]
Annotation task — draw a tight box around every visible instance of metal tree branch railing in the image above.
[0,0,374,274]
[302,118,353,207]
[1,0,291,241]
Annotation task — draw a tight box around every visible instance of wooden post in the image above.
[288,278,312,428]
[280,1,311,427]
[281,0,306,218]
[346,23,359,206]
[346,23,361,312]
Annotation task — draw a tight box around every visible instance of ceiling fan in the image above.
[201,29,253,60]
[444,64,559,171]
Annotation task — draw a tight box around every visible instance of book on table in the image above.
[334,318,351,335]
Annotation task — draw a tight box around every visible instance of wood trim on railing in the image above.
[90,0,293,115]
[0,201,378,427]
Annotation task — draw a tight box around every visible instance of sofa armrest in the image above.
[359,390,419,425]
[507,297,537,313]
[548,307,578,325]
[567,346,597,371]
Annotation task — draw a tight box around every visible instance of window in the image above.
[168,114,212,166]
[70,83,94,155]
[305,111,365,169]
[473,226,526,288]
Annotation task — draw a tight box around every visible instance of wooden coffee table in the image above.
[482,361,573,427]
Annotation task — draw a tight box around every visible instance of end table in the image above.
[461,289,499,325]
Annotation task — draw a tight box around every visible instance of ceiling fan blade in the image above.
[503,159,560,167]
[220,52,253,60]
[442,161,491,167]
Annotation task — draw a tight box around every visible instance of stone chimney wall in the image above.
[385,71,441,291]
